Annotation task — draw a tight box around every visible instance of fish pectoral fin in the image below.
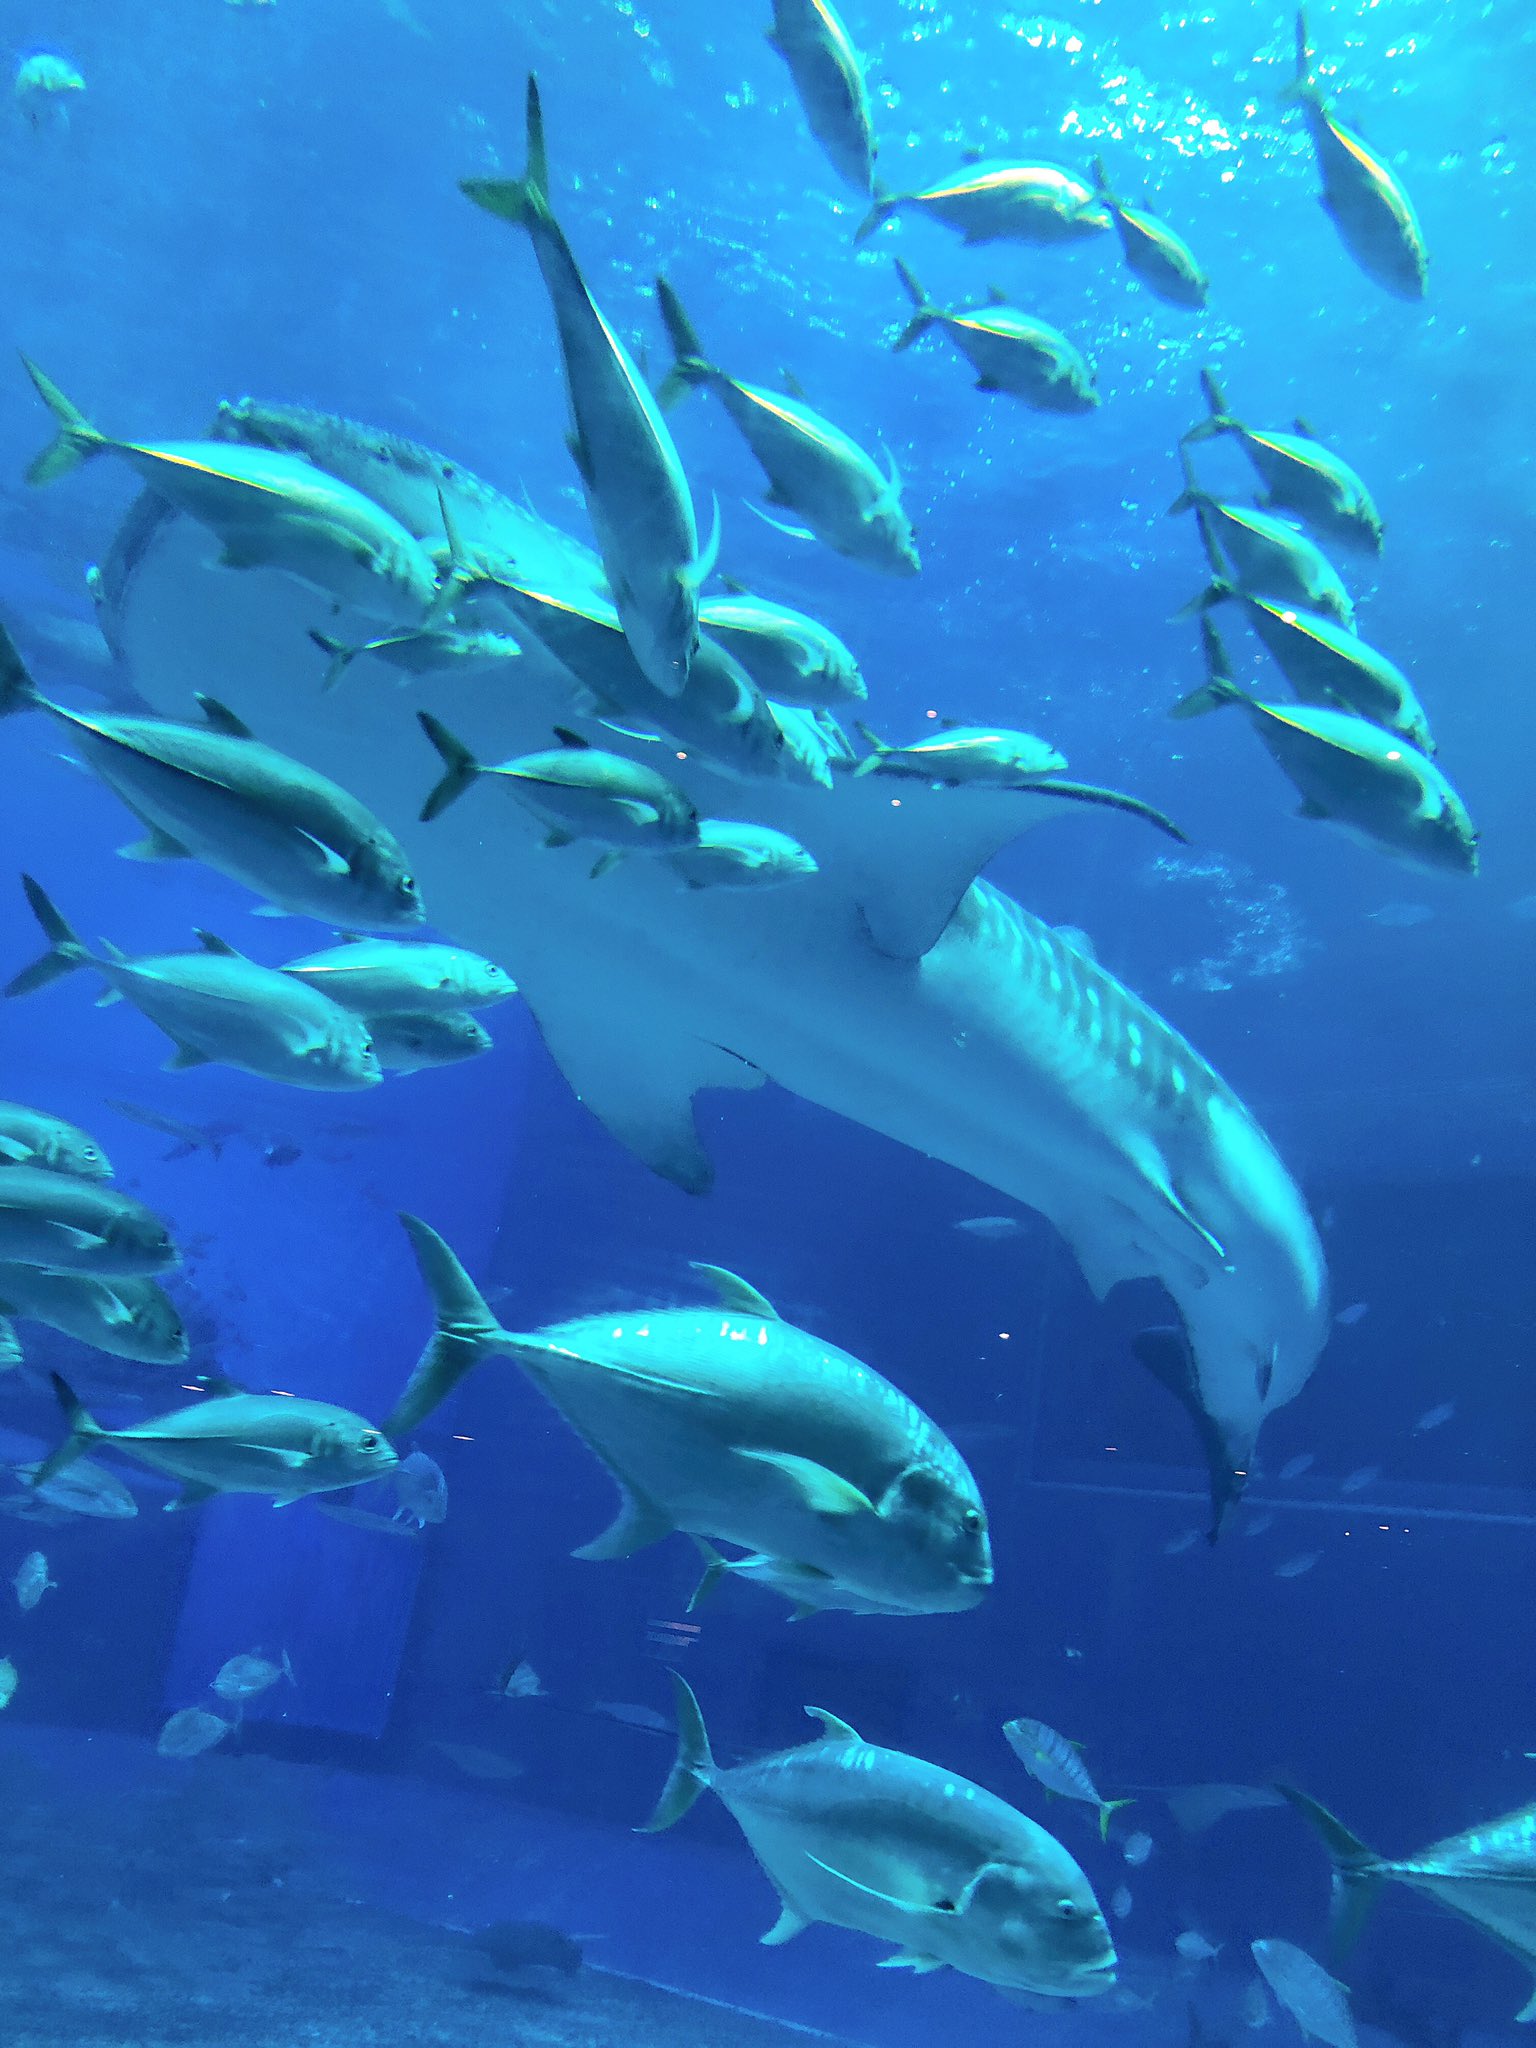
[760,1901,810,1947]
[294,828,355,877]
[50,1222,111,1251]
[688,1262,781,1320]
[571,1479,672,1562]
[119,826,191,862]
[612,799,661,828]
[164,1045,215,1071]
[735,1448,874,1518]
[1516,1984,1536,2024]
[877,1951,946,1973]
[803,1851,926,1917]
[0,1137,29,1162]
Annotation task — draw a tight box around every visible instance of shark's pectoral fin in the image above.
[521,980,765,1195]
[1131,1324,1248,1541]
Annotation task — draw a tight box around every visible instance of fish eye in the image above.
[398,874,417,895]
[963,1507,985,1535]
[359,1432,380,1450]
[1057,1899,1080,1919]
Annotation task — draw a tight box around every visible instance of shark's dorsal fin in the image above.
[689,1262,780,1319]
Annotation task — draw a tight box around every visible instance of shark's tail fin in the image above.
[638,1672,716,1833]
[4,874,93,998]
[19,356,111,487]
[890,260,939,352]
[460,74,552,230]
[30,1372,106,1490]
[853,183,898,244]
[1172,618,1247,719]
[654,276,717,408]
[1181,366,1241,446]
[382,1212,522,1437]
[0,620,43,720]
[1276,1785,1385,1955]
[416,712,483,822]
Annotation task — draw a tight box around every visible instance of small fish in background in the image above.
[1123,1830,1155,1866]
[1111,1884,1133,1920]
[392,1449,448,1526]
[591,1699,672,1735]
[0,1655,17,1707]
[1176,1930,1222,1963]
[212,1649,293,1703]
[1243,1511,1277,1539]
[262,1140,303,1167]
[1164,1783,1286,1833]
[1164,1528,1201,1557]
[157,1706,234,1758]
[490,1657,545,1701]
[1275,1550,1322,1580]
[1003,1716,1131,1837]
[8,1459,137,1520]
[471,1918,584,1980]
[0,1101,113,1178]
[1278,1453,1314,1481]
[1251,1938,1358,2048]
[13,52,84,129]
[1415,1401,1456,1434]
[104,1099,233,1161]
[1365,903,1432,929]
[952,1215,1023,1240]
[1339,1465,1380,1496]
[1333,1303,1369,1328]
[11,1549,55,1611]
[1245,1975,1276,2029]
[431,1740,527,1783]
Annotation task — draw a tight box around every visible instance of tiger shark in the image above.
[85,416,1328,1533]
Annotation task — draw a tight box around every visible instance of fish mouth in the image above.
[1073,1961,1119,1992]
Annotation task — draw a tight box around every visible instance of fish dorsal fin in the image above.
[552,724,591,750]
[960,144,985,164]
[718,573,749,596]
[689,1262,780,1319]
[780,367,808,402]
[517,976,763,1194]
[986,284,1009,304]
[1293,415,1319,439]
[194,930,244,958]
[195,694,254,740]
[804,1706,862,1744]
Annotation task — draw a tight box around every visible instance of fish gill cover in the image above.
[0,0,1532,2044]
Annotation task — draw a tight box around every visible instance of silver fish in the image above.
[766,0,876,195]
[1184,369,1382,555]
[157,1706,233,1758]
[213,1649,294,1701]
[664,822,818,892]
[1252,1938,1357,2048]
[891,265,1097,412]
[857,159,1108,249]
[698,589,866,709]
[0,1263,186,1363]
[1090,158,1207,308]
[6,882,383,1090]
[1172,457,1356,632]
[687,1538,920,1620]
[367,1008,492,1073]
[392,1449,447,1527]
[0,1100,112,1179]
[11,1549,55,1610]
[646,1676,1117,1994]
[281,937,516,1016]
[8,1457,137,1520]
[0,631,423,928]
[1003,1717,1131,1838]
[461,80,712,696]
[0,1165,176,1277]
[657,279,918,578]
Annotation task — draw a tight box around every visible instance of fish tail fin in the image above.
[851,719,890,773]
[19,356,110,485]
[382,1212,521,1436]
[1280,9,1314,103]
[416,712,482,822]
[1099,1797,1136,1840]
[4,874,92,997]
[853,184,898,244]
[653,275,716,407]
[280,1647,296,1686]
[308,630,363,693]
[30,1371,105,1489]
[459,74,552,229]
[1089,155,1119,206]
[1275,1785,1384,1954]
[1171,618,1245,716]
[685,1536,728,1614]
[890,261,937,351]
[638,1672,715,1832]
[1181,366,1239,446]
[0,621,43,719]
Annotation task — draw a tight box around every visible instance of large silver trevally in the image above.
[1172,453,1356,631]
[1089,158,1208,309]
[1174,624,1477,878]
[103,437,1333,1536]
[32,1371,398,1508]
[280,936,517,1017]
[1183,370,1383,557]
[309,622,523,694]
[0,626,424,928]
[0,1262,187,1363]
[656,279,919,578]
[0,1100,112,1179]
[891,264,1097,414]
[698,588,866,710]
[0,1165,176,1277]
[461,79,714,698]
[5,880,383,1089]
[688,1537,917,1619]
[766,0,876,196]
[856,158,1108,247]
[1198,587,1432,755]
[664,822,819,893]
[645,1675,1118,1995]
[20,361,445,626]
[1281,1787,1536,2023]
[366,1008,492,1073]
[387,1248,990,1616]
[1282,9,1427,302]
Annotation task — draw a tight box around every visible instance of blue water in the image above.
[0,0,1533,2042]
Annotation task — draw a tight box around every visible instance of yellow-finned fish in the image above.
[891,263,1098,414]
[1283,8,1428,301]
[0,1100,111,1179]
[766,0,876,196]
[1183,368,1383,556]
[856,158,1108,248]
[1090,158,1208,309]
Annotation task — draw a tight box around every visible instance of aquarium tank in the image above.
[0,0,1533,2043]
